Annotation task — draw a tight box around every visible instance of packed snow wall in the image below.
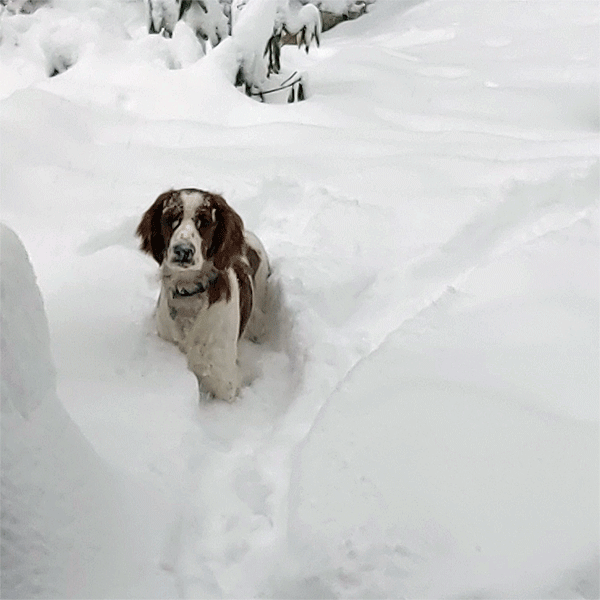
[0,224,138,599]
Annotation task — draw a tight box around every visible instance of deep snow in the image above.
[0,224,175,598]
[1,0,598,598]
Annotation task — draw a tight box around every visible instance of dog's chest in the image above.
[156,269,239,356]
[164,292,207,344]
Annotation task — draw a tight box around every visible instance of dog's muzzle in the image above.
[171,242,195,265]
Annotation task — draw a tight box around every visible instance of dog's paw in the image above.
[196,373,239,403]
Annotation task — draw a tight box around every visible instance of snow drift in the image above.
[286,183,600,598]
[0,224,174,599]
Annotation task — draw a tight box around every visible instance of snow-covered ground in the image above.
[1,0,598,597]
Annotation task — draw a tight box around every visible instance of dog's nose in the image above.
[173,243,195,264]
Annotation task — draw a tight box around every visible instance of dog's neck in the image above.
[161,266,219,333]
[162,264,217,296]
[170,272,218,299]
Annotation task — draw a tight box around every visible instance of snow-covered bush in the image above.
[181,0,228,47]
[143,0,373,102]
[146,0,180,37]
[228,0,321,101]
[0,0,50,15]
[0,5,105,78]
[146,0,228,43]
[296,0,375,31]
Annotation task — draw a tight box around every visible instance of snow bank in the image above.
[285,193,599,598]
[288,279,598,595]
[1,225,55,419]
[0,224,172,599]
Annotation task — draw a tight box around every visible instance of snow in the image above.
[287,205,599,598]
[1,0,598,597]
[181,0,229,48]
[0,224,176,598]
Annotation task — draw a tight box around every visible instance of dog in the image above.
[137,188,270,401]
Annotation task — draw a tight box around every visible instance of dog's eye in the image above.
[163,214,181,229]
[197,217,210,229]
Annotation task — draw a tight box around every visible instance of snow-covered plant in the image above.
[146,0,180,37]
[180,0,228,47]
[230,0,321,102]
[144,0,373,102]
[311,0,371,14]
[146,0,228,45]
[305,0,374,31]
[266,1,320,75]
[0,0,50,14]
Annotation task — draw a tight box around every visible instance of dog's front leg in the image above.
[188,337,239,402]
[185,289,241,402]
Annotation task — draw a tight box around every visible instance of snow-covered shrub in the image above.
[146,0,229,46]
[310,0,375,31]
[223,0,373,32]
[0,3,103,79]
[228,0,321,102]
[39,14,82,76]
[212,0,374,101]
[145,0,180,37]
[180,0,228,47]
[141,0,373,102]
[0,0,51,15]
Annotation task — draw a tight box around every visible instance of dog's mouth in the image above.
[172,258,192,267]
[168,257,196,270]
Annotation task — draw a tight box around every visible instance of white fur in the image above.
[157,269,241,401]
[165,190,207,271]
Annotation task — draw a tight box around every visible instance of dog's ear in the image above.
[207,194,245,270]
[137,190,174,264]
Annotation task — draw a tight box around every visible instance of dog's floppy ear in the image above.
[137,190,174,264]
[207,194,245,270]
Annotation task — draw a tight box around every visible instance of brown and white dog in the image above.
[137,188,270,401]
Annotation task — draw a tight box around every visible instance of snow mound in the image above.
[1,224,55,418]
[285,203,599,598]
[0,224,168,599]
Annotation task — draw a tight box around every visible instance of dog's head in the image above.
[137,189,245,273]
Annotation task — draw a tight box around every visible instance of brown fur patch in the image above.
[233,260,253,338]
[204,193,245,271]
[136,189,181,264]
[207,271,232,306]
[246,246,260,279]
